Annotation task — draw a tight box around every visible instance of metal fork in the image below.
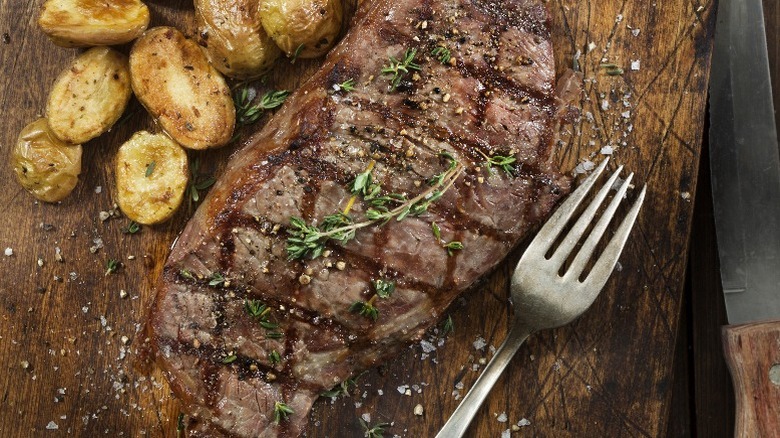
[435,157,646,437]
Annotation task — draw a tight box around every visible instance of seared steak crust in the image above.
[148,0,568,436]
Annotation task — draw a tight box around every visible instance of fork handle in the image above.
[435,321,532,438]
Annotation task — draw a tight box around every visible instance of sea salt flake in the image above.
[497,412,508,422]
[420,340,436,353]
[46,421,58,430]
[501,430,511,438]
[600,146,614,155]
[473,336,487,351]
[631,60,641,71]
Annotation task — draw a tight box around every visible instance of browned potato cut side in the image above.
[130,27,236,150]
[46,47,132,145]
[260,0,343,59]
[115,131,189,225]
[196,0,281,79]
[12,118,82,203]
[38,0,150,47]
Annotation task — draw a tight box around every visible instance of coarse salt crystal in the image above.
[473,337,487,351]
[414,404,424,416]
[632,28,641,37]
[601,99,609,111]
[497,412,508,423]
[361,413,371,423]
[600,146,614,155]
[397,385,409,394]
[631,60,640,71]
[94,186,102,194]
[501,430,511,438]
[46,421,58,430]
[420,340,436,353]
[4,247,13,256]
[518,418,531,427]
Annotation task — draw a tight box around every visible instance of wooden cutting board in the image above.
[0,0,715,436]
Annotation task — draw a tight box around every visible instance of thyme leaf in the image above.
[350,299,379,321]
[145,161,156,178]
[269,349,281,365]
[123,221,141,235]
[221,354,237,364]
[188,157,215,207]
[274,401,294,424]
[105,259,119,276]
[373,279,395,299]
[441,315,454,335]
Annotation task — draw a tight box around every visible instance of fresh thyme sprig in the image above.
[188,157,216,207]
[359,419,390,438]
[431,46,451,64]
[208,272,227,287]
[336,78,356,92]
[286,152,464,260]
[274,401,294,424]
[244,299,279,330]
[234,86,290,127]
[350,296,379,321]
[382,48,421,90]
[105,259,119,276]
[320,371,366,399]
[373,279,395,298]
[123,220,140,235]
[478,151,517,176]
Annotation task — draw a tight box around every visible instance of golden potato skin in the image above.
[38,0,150,47]
[196,0,281,79]
[115,131,189,225]
[46,47,132,145]
[12,118,82,203]
[130,27,236,150]
[260,0,343,59]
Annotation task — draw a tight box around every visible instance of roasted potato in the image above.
[115,131,189,225]
[12,118,82,203]
[195,0,281,79]
[46,47,132,145]
[130,27,236,150]
[260,0,343,59]
[38,0,150,47]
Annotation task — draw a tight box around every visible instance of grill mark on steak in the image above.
[148,0,571,435]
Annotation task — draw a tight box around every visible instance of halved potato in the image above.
[259,0,343,59]
[195,0,281,79]
[130,27,236,150]
[115,131,189,225]
[12,118,82,203]
[46,47,132,145]
[38,0,150,47]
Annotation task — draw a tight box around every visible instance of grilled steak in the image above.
[147,0,570,435]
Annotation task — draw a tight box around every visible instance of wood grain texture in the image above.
[0,0,715,437]
[722,322,780,438]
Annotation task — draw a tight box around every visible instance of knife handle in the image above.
[722,321,780,438]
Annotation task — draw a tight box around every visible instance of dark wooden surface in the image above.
[667,1,779,437]
[0,1,717,437]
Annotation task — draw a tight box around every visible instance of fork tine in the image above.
[547,165,624,270]
[584,184,646,290]
[526,158,610,256]
[565,172,635,280]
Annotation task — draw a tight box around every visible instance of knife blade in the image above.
[708,0,780,435]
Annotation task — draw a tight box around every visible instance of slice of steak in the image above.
[147,0,570,436]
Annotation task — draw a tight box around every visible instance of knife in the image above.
[708,0,780,435]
